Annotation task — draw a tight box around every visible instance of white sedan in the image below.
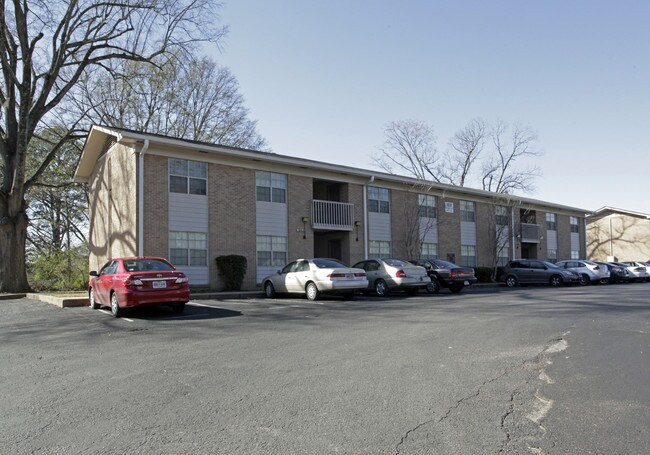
[262,258,368,301]
[614,262,649,282]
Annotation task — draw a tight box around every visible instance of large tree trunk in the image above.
[0,209,31,293]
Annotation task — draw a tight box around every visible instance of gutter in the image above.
[138,139,150,257]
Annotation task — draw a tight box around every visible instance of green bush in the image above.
[28,246,89,291]
[216,255,247,291]
[474,267,499,283]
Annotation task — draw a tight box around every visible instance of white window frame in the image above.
[546,213,557,231]
[169,159,207,195]
[369,240,391,258]
[460,244,476,267]
[368,187,390,214]
[497,245,509,266]
[169,231,208,266]
[496,206,509,226]
[256,171,287,203]
[256,235,288,267]
[547,249,558,263]
[421,242,438,259]
[570,216,579,233]
[460,200,476,222]
[418,194,437,219]
[570,250,580,259]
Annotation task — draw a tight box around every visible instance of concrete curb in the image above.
[26,293,88,308]
[0,293,26,300]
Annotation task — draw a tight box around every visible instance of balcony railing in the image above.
[311,200,354,231]
[520,223,541,243]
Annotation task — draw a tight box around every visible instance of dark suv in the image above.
[501,260,581,287]
[411,259,477,294]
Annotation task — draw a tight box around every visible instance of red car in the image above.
[88,257,190,317]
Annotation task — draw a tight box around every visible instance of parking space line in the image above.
[98,309,134,322]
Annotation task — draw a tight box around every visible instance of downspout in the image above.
[363,176,375,259]
[138,139,150,257]
[511,207,516,259]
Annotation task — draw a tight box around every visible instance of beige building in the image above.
[74,126,590,290]
[586,207,650,262]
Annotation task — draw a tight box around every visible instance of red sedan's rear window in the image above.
[123,259,175,272]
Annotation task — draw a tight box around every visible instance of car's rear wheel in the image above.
[426,278,441,294]
[110,292,123,318]
[549,275,563,287]
[449,285,463,294]
[172,302,185,313]
[374,279,389,297]
[505,275,518,287]
[264,281,276,298]
[579,274,590,286]
[306,282,320,301]
[89,288,99,309]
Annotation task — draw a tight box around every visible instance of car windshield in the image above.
[383,258,409,267]
[313,258,347,269]
[542,261,560,269]
[123,259,174,272]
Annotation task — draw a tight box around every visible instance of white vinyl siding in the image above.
[368,212,391,241]
[546,230,558,251]
[256,201,288,236]
[256,171,288,282]
[168,186,209,285]
[460,201,476,247]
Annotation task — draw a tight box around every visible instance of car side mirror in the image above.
[89,271,98,277]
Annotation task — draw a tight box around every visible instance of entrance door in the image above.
[327,239,342,261]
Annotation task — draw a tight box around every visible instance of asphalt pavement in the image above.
[1,284,648,454]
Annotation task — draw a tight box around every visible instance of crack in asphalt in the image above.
[394,335,569,455]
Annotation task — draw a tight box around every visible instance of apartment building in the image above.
[74,126,590,290]
[586,207,650,262]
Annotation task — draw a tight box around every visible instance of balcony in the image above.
[311,200,354,231]
[520,223,541,243]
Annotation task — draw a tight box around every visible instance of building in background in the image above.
[74,126,590,290]
[586,207,650,262]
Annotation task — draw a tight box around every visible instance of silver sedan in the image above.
[262,258,368,301]
[352,258,429,296]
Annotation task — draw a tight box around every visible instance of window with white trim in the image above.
[421,242,438,259]
[460,200,475,222]
[169,159,207,195]
[368,187,390,213]
[256,235,287,267]
[369,240,390,258]
[496,206,509,226]
[547,249,557,263]
[460,245,476,267]
[546,213,557,231]
[169,231,207,266]
[256,171,287,203]
[570,250,580,259]
[418,194,437,219]
[570,216,579,233]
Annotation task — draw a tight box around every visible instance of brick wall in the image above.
[437,196,461,262]
[288,175,314,262]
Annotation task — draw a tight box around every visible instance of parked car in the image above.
[410,259,477,294]
[617,262,650,282]
[89,257,190,317]
[352,258,429,296]
[554,259,610,285]
[262,258,368,301]
[501,260,581,287]
[595,262,628,283]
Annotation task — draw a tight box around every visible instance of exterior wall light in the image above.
[301,217,309,239]
[354,221,361,242]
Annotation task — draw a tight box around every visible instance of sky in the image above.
[211,1,650,213]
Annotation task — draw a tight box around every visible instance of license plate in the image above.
[152,280,167,289]
[464,280,469,285]
[346,274,354,279]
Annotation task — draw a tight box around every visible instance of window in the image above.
[571,250,580,259]
[368,187,390,213]
[169,159,207,195]
[497,246,509,266]
[418,194,437,219]
[460,200,475,222]
[496,206,509,226]
[421,242,438,259]
[369,240,390,258]
[169,231,207,266]
[570,216,580,233]
[256,235,287,267]
[546,213,557,231]
[460,245,476,267]
[547,249,557,263]
[256,171,287,203]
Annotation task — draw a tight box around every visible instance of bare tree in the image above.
[0,0,224,292]
[77,54,267,150]
[398,184,438,261]
[374,120,442,181]
[373,118,541,195]
[481,121,541,194]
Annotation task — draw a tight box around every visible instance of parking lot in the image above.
[2,284,649,454]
